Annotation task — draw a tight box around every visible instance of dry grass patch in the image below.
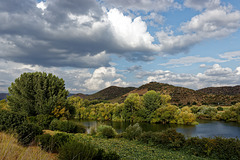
[0,132,57,160]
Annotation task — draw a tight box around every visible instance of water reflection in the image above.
[78,120,240,138]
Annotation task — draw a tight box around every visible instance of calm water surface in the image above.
[79,120,240,138]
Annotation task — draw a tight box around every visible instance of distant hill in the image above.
[121,82,204,105]
[197,86,240,95]
[74,86,136,101]
[72,82,240,106]
[0,93,8,100]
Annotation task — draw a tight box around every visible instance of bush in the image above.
[217,106,223,111]
[58,140,98,160]
[185,136,240,159]
[75,123,86,133]
[93,149,120,160]
[16,122,43,146]
[139,131,154,144]
[0,109,26,130]
[49,119,86,133]
[159,129,186,149]
[97,125,117,138]
[36,114,55,129]
[139,129,185,149]
[37,133,72,153]
[36,133,52,151]
[124,123,142,140]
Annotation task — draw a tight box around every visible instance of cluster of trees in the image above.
[69,90,198,125]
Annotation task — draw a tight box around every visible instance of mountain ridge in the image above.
[73,82,240,105]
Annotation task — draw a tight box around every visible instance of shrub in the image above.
[58,120,77,133]
[93,149,120,160]
[139,129,185,149]
[97,125,117,138]
[90,126,97,135]
[139,131,154,144]
[185,137,240,159]
[124,123,142,140]
[16,122,43,146]
[36,114,55,129]
[58,140,98,160]
[217,106,223,111]
[75,123,86,133]
[37,133,72,153]
[0,109,26,130]
[49,119,86,133]
[158,129,185,149]
[36,133,52,151]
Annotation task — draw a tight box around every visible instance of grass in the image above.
[73,133,210,160]
[0,132,57,160]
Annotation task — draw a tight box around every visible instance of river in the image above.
[78,120,240,138]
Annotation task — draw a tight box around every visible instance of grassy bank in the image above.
[0,132,57,160]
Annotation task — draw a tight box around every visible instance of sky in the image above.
[1,0,240,94]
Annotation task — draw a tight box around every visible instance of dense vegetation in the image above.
[1,72,240,160]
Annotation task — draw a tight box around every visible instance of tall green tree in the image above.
[7,72,71,116]
[143,90,171,112]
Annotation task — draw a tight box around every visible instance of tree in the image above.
[143,90,171,112]
[7,72,72,117]
[123,93,143,121]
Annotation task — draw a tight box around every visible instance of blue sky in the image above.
[0,0,240,93]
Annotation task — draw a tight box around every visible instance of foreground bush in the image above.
[58,139,120,160]
[97,125,117,138]
[0,109,26,130]
[139,129,185,149]
[37,133,72,153]
[16,122,43,146]
[185,136,240,159]
[124,123,142,140]
[49,119,86,133]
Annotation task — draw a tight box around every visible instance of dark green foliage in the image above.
[159,129,186,149]
[139,131,154,144]
[49,119,86,133]
[58,140,98,160]
[36,114,55,129]
[185,136,240,159]
[217,106,223,111]
[101,126,116,138]
[37,133,72,153]
[0,125,6,131]
[75,123,87,133]
[0,109,26,130]
[7,72,70,117]
[139,129,185,149]
[16,122,43,146]
[97,125,117,138]
[36,134,52,151]
[93,149,120,160]
[124,123,142,140]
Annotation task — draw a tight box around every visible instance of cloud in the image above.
[160,56,226,67]
[99,0,179,12]
[127,65,142,72]
[157,6,240,54]
[84,67,128,91]
[0,0,165,68]
[184,0,220,11]
[139,64,240,90]
[219,51,240,60]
